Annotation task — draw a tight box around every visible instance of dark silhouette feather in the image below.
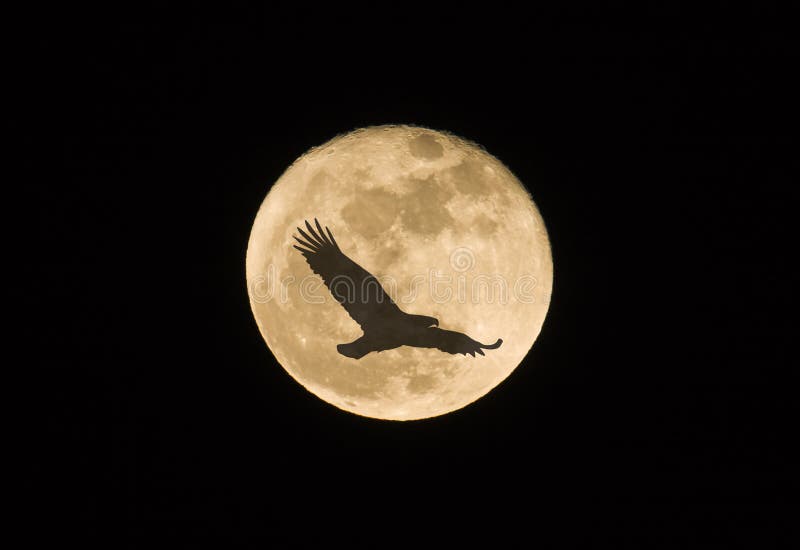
[292,218,402,329]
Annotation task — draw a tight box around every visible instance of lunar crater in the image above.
[409,133,444,160]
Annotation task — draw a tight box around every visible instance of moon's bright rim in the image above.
[246,125,553,420]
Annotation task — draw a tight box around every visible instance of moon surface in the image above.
[246,125,553,420]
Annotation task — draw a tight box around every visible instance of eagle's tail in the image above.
[480,338,503,350]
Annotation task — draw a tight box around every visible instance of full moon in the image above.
[246,125,553,420]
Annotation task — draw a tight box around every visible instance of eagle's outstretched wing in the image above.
[292,219,401,329]
[427,328,503,357]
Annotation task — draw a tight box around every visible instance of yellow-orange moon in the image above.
[246,125,553,420]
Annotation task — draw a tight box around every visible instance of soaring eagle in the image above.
[292,219,503,359]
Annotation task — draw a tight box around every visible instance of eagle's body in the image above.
[292,219,503,359]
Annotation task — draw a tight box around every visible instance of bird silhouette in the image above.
[292,219,503,359]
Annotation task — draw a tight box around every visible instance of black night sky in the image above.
[31,7,794,547]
